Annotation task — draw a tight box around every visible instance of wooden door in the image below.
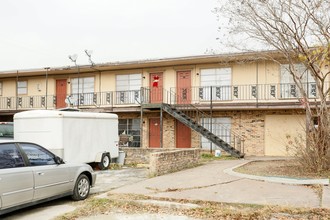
[150,72,163,103]
[56,79,67,108]
[149,118,161,148]
[177,71,191,104]
[176,120,191,148]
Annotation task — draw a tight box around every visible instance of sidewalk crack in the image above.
[146,178,244,193]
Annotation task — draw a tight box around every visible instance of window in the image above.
[201,117,231,150]
[280,64,316,98]
[0,143,25,169]
[71,77,95,105]
[20,143,56,166]
[0,122,14,138]
[200,68,231,100]
[116,74,142,104]
[17,81,27,95]
[0,82,2,96]
[118,119,141,147]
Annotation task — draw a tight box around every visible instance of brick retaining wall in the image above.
[119,147,201,176]
[119,147,175,164]
[149,149,201,176]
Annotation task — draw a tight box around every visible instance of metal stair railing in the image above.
[163,89,245,157]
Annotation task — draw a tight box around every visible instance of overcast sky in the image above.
[0,0,222,71]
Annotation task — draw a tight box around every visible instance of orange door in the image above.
[177,71,191,104]
[150,72,163,103]
[149,118,161,148]
[56,79,67,108]
[176,120,191,148]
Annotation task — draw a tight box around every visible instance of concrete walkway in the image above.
[110,159,330,208]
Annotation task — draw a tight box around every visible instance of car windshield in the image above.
[0,123,14,138]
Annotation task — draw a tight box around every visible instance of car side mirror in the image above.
[54,156,64,164]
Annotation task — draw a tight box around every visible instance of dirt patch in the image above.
[234,160,330,179]
[56,194,330,220]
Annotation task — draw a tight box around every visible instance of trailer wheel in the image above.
[98,153,110,170]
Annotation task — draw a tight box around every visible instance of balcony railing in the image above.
[171,82,322,104]
[0,82,327,111]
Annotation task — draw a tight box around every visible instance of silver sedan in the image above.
[0,141,96,215]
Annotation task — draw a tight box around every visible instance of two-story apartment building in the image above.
[1,51,326,156]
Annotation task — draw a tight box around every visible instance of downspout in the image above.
[210,86,213,153]
[256,61,259,108]
[160,106,163,148]
[140,102,143,148]
[16,70,18,110]
[99,69,101,106]
[44,67,50,109]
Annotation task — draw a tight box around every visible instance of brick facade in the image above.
[117,109,305,156]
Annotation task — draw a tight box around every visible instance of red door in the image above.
[176,120,191,148]
[149,118,161,148]
[177,71,191,104]
[150,72,163,103]
[56,79,67,108]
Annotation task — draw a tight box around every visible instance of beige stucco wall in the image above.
[27,78,47,96]
[47,78,56,96]
[100,71,116,92]
[265,114,306,156]
[233,63,257,85]
[232,61,280,86]
[0,60,284,98]
[2,81,16,96]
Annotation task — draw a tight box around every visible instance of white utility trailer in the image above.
[14,110,119,170]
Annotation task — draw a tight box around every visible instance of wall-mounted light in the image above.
[142,76,146,79]
[196,72,199,76]
[37,84,42,92]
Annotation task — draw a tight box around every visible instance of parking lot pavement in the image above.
[1,167,148,220]
[91,167,148,194]
[110,160,329,208]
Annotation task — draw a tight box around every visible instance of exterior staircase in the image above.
[162,103,244,158]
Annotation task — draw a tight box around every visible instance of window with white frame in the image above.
[116,73,142,104]
[200,68,232,100]
[280,64,316,98]
[71,77,95,105]
[17,81,27,95]
[201,117,231,150]
[118,118,141,147]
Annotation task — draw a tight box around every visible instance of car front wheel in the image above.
[72,174,90,201]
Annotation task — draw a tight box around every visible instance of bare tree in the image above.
[215,0,330,172]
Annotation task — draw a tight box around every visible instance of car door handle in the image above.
[37,172,45,176]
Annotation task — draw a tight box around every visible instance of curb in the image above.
[224,161,329,186]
